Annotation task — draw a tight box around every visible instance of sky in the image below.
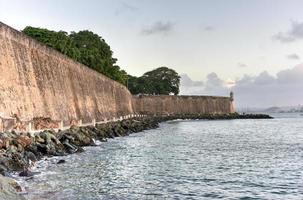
[1,0,303,108]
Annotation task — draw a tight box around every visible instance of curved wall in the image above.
[0,22,133,123]
[0,22,233,128]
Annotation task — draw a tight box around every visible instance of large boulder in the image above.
[15,135,32,148]
[0,137,9,149]
[58,126,94,146]
[0,175,25,200]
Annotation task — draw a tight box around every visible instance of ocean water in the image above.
[18,113,303,200]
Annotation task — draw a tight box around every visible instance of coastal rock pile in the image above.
[0,113,272,199]
[0,113,272,174]
[0,175,25,200]
[0,117,160,175]
[156,112,273,121]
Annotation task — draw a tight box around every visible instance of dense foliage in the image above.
[23,27,180,94]
[128,67,180,95]
[23,27,127,85]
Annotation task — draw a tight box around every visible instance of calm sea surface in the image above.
[19,113,303,200]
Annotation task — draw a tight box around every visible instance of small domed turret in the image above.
[230,91,234,102]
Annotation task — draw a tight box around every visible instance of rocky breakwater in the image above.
[0,113,272,199]
[0,117,160,175]
[0,113,272,174]
[155,112,273,121]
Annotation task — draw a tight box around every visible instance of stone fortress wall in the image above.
[132,95,233,115]
[0,22,133,126]
[0,22,234,131]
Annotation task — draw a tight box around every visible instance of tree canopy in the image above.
[128,67,180,95]
[23,27,180,94]
[23,27,127,85]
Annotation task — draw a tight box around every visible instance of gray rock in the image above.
[0,175,25,200]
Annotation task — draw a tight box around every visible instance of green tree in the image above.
[23,26,81,60]
[128,67,180,95]
[23,27,127,85]
[23,27,179,90]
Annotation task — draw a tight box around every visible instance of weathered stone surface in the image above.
[0,22,133,124]
[0,22,235,132]
[32,117,59,130]
[132,95,234,115]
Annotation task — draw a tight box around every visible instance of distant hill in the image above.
[236,105,303,113]
[263,105,303,113]
[264,107,282,112]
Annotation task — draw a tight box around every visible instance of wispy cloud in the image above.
[274,21,303,43]
[238,63,248,68]
[180,74,204,87]
[204,26,215,31]
[141,21,174,35]
[115,2,138,16]
[286,53,300,60]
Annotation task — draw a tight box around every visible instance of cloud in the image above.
[180,64,303,108]
[205,72,223,88]
[180,74,203,87]
[253,71,275,85]
[180,74,204,94]
[238,63,248,68]
[115,2,138,16]
[274,32,296,43]
[286,53,300,60]
[274,21,303,43]
[233,66,303,108]
[225,79,236,88]
[180,72,226,96]
[141,21,174,35]
[276,64,303,84]
[204,73,228,95]
[204,26,215,31]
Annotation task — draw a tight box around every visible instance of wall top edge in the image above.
[132,95,230,99]
[0,21,129,92]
